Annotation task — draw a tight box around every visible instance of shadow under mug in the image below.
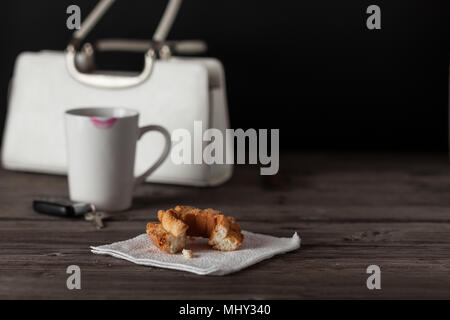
[65,107,171,211]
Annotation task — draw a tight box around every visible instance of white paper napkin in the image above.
[91,231,300,275]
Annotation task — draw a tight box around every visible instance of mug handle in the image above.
[134,125,171,185]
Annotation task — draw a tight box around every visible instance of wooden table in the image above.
[1,153,449,299]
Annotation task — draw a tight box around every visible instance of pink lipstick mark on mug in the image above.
[89,117,117,129]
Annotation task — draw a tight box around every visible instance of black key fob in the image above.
[33,197,92,218]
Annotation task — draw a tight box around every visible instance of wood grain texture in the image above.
[1,152,450,299]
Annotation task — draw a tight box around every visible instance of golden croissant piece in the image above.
[146,206,244,254]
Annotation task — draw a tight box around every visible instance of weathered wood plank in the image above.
[3,153,450,222]
[1,258,449,299]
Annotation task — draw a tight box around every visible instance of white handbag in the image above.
[1,0,233,187]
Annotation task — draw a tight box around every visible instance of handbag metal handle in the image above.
[66,0,183,89]
[94,39,207,55]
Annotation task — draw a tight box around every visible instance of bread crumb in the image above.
[182,249,193,259]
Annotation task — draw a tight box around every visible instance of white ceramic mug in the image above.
[65,107,171,211]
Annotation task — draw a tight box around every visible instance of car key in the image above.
[33,197,106,229]
[33,197,92,217]
[84,206,109,230]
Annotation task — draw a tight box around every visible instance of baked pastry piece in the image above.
[146,222,186,254]
[168,206,244,251]
[182,249,193,259]
[146,206,244,253]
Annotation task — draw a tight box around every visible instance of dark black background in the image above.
[1,0,449,151]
